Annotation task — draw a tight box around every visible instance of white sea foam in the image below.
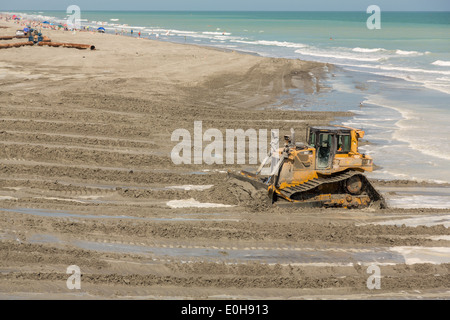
[432,60,450,67]
[255,40,307,48]
[363,97,450,163]
[422,81,450,95]
[144,28,167,32]
[171,30,198,34]
[296,47,427,64]
[395,49,423,56]
[295,49,380,62]
[352,47,386,53]
[340,63,450,76]
[203,31,231,36]
[335,61,450,95]
[232,39,307,49]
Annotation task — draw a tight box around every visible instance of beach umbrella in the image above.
[12,15,17,19]
[43,21,50,24]
[23,27,29,32]
[58,24,64,28]
[97,27,105,33]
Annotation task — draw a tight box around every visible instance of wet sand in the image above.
[0,19,449,299]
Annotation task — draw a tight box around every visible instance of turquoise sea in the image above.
[5,11,450,185]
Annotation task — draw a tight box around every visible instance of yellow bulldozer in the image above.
[229,125,387,208]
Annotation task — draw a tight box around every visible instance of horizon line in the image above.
[2,9,450,12]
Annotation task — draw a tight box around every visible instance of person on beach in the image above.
[138,31,141,38]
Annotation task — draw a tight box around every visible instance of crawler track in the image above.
[278,170,387,208]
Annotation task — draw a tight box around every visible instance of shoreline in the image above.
[1,15,449,187]
[0,16,447,187]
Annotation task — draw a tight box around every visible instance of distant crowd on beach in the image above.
[1,13,164,40]
[1,13,78,32]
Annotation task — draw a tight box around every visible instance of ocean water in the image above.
[4,11,450,184]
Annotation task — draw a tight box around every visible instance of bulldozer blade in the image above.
[227,171,268,191]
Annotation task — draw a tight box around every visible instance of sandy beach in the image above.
[0,17,449,300]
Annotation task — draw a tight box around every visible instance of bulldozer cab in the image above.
[308,126,353,169]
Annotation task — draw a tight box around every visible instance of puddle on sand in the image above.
[379,186,450,209]
[28,234,62,244]
[0,207,237,222]
[362,214,450,228]
[390,247,450,265]
[28,233,408,265]
[70,242,450,265]
[26,231,450,265]
[187,171,209,175]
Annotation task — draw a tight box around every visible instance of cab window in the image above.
[309,132,316,148]
[319,133,332,148]
[337,135,351,153]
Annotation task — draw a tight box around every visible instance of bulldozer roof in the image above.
[310,126,352,132]
[310,126,365,139]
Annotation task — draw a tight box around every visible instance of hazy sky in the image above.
[2,0,450,11]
